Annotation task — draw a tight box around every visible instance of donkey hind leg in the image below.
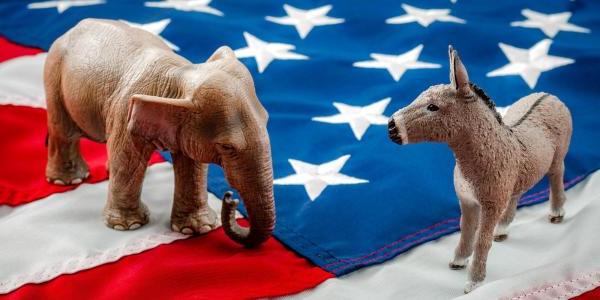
[45,90,89,185]
[548,160,567,223]
[493,194,521,242]
[450,198,480,270]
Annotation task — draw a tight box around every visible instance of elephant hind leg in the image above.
[45,88,89,185]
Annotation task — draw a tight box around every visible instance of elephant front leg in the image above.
[170,153,218,235]
[104,136,153,231]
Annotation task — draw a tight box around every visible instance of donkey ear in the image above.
[127,94,194,150]
[449,45,456,86]
[449,46,472,96]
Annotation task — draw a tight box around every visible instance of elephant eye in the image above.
[217,143,236,154]
[427,104,439,112]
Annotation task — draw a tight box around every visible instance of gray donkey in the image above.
[388,46,572,293]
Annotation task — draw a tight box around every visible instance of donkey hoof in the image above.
[464,280,482,294]
[449,257,467,270]
[449,263,466,270]
[549,215,564,224]
[494,234,508,242]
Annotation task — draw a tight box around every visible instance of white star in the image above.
[266,4,344,39]
[144,0,223,16]
[27,0,105,13]
[487,39,574,89]
[313,98,391,141]
[274,155,368,201]
[496,105,510,117]
[353,45,441,82]
[120,19,179,51]
[386,4,465,27]
[234,32,308,73]
[511,9,590,38]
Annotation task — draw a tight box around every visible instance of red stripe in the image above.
[1,220,332,299]
[0,37,42,63]
[0,105,163,206]
[572,286,600,299]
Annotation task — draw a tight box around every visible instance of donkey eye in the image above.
[427,104,439,112]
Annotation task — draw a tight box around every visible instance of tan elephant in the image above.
[44,18,275,247]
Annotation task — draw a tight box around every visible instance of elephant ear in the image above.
[127,94,194,150]
[206,46,236,62]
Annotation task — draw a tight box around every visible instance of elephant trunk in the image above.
[220,158,275,247]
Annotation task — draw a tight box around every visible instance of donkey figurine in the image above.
[388,46,572,293]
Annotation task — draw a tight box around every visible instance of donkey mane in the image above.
[469,83,503,125]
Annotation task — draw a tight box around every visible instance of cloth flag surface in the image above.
[1,0,600,299]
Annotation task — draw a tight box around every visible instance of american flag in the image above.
[1,0,600,299]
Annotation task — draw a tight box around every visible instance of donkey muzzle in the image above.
[388,118,403,145]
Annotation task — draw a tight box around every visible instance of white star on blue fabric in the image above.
[386,4,465,27]
[511,9,590,38]
[266,4,344,39]
[487,39,574,88]
[496,105,510,117]
[353,45,441,81]
[234,32,308,73]
[313,98,391,141]
[274,155,368,201]
[120,19,179,51]
[144,0,223,16]
[27,0,104,13]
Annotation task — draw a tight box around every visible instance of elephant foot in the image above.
[171,207,219,235]
[104,203,149,231]
[46,157,90,185]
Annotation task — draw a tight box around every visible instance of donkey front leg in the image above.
[170,153,218,235]
[103,135,153,230]
[450,198,480,270]
[465,204,503,293]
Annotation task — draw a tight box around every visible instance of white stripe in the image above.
[283,170,600,299]
[0,53,47,108]
[0,162,239,294]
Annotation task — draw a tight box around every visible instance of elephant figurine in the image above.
[44,18,275,247]
[388,46,572,292]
